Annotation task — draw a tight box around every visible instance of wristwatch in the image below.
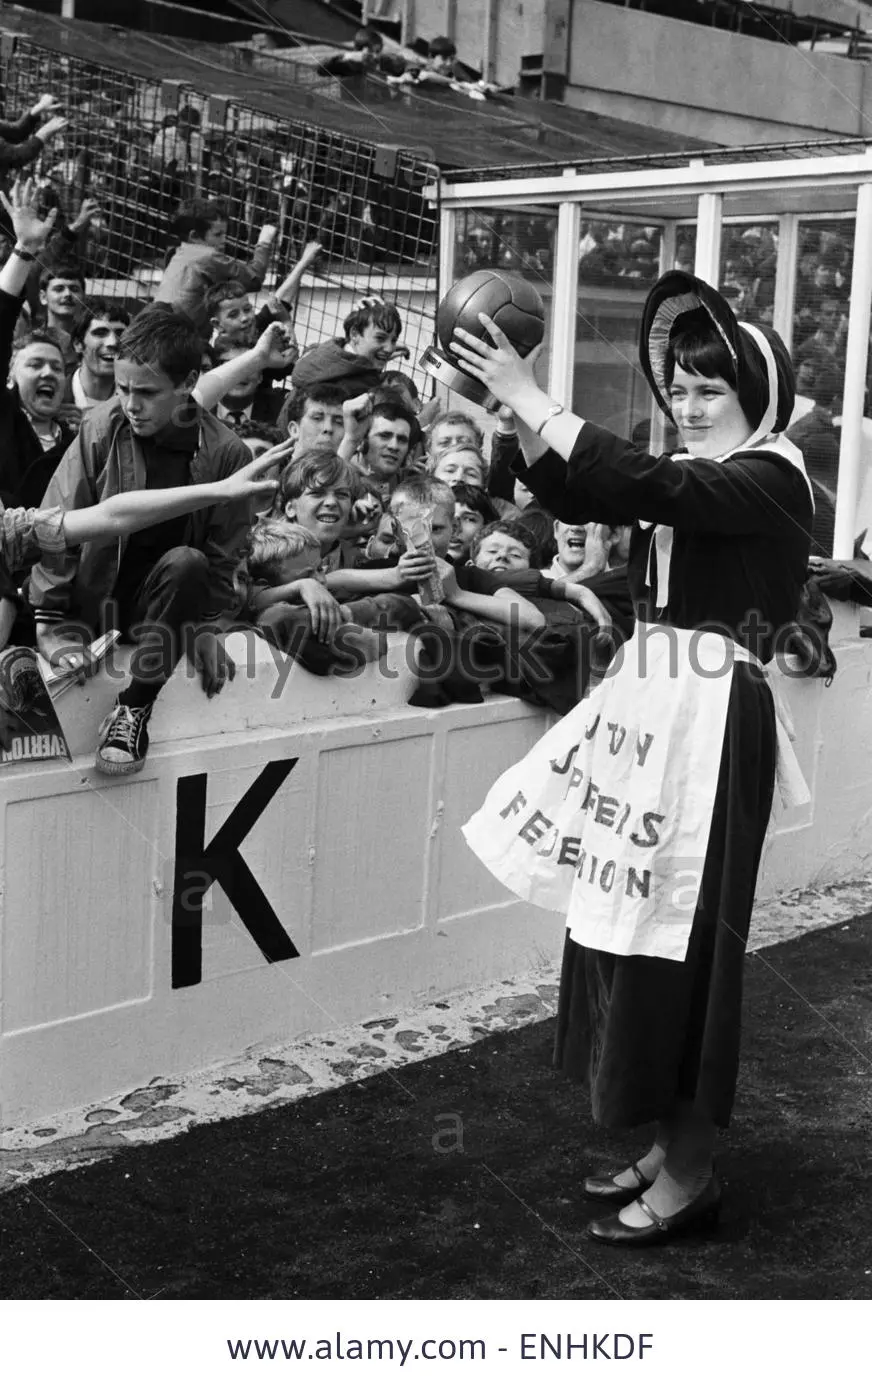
[534,402,565,435]
[12,244,36,262]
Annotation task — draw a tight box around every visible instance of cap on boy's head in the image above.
[343,298,402,343]
[276,447,360,508]
[204,280,249,320]
[172,198,227,242]
[117,304,203,386]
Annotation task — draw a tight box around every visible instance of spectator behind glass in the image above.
[67,299,131,415]
[279,383,349,457]
[291,297,403,396]
[154,197,277,333]
[448,481,498,565]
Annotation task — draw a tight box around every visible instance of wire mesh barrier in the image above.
[0,30,440,384]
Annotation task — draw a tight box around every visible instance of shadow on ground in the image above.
[1,918,870,1300]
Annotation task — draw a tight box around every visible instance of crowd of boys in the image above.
[0,122,634,781]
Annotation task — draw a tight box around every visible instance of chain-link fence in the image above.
[0,29,440,383]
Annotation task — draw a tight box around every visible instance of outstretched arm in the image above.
[451,313,812,537]
[62,445,289,544]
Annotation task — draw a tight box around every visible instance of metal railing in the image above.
[0,29,439,377]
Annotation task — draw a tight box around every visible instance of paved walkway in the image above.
[2,874,870,1194]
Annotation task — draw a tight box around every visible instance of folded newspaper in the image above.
[37,630,121,698]
[0,646,72,766]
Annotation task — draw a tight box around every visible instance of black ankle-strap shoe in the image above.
[586,1175,721,1247]
[582,1162,652,1205]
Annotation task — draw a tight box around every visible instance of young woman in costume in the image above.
[459,271,813,1247]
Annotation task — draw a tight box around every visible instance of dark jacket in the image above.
[0,108,45,172]
[28,399,254,631]
[291,337,382,395]
[0,288,76,511]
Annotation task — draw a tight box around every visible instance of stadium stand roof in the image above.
[0,5,708,170]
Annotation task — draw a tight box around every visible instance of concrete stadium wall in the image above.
[1,612,871,1128]
[454,0,872,144]
[564,3,872,144]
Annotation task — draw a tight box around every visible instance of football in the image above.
[435,269,545,359]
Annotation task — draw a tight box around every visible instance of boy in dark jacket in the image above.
[291,298,402,396]
[29,305,256,776]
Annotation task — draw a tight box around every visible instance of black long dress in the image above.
[520,421,813,1128]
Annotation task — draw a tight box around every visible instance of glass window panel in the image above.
[792,217,854,557]
[574,220,664,444]
[452,209,556,388]
[719,222,778,327]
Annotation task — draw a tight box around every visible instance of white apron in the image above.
[462,623,808,963]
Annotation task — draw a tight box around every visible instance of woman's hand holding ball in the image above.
[450,312,541,411]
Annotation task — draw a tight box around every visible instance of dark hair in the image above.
[172,198,227,242]
[39,261,84,293]
[276,449,360,509]
[353,24,383,50]
[814,365,842,410]
[204,280,250,318]
[429,35,457,59]
[228,420,283,448]
[369,398,416,433]
[472,518,536,560]
[282,382,348,426]
[517,504,557,567]
[664,308,737,390]
[116,305,203,385]
[343,299,402,342]
[450,482,499,525]
[380,370,419,400]
[71,297,131,347]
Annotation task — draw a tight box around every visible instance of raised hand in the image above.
[253,320,297,371]
[35,115,68,144]
[342,391,373,447]
[0,177,58,251]
[451,312,540,407]
[70,197,102,232]
[219,441,294,502]
[30,94,62,118]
